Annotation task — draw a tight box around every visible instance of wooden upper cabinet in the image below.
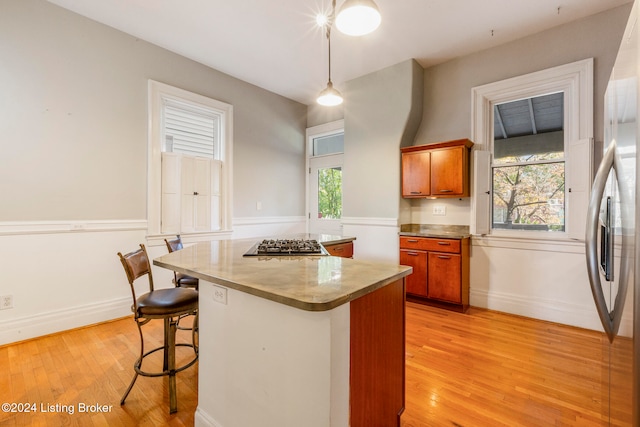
[401,139,473,198]
[401,151,431,197]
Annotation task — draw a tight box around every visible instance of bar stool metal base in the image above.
[121,314,198,414]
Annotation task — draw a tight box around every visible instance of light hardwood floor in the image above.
[0,303,631,426]
[402,302,632,427]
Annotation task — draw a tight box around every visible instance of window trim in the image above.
[147,80,233,239]
[471,59,593,240]
[305,120,344,233]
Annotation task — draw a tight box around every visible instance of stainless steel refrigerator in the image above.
[586,1,639,425]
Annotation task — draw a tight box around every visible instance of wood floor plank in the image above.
[401,302,632,427]
[0,303,632,426]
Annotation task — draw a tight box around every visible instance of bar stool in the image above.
[117,244,198,414]
[164,235,199,289]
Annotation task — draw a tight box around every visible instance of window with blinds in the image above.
[164,101,220,159]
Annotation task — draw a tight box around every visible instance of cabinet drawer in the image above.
[399,236,460,253]
[324,241,354,258]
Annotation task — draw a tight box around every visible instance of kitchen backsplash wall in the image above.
[410,198,471,226]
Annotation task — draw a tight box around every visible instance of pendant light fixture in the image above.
[317,25,343,106]
[335,0,381,36]
[315,0,381,106]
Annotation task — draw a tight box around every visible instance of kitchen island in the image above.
[153,236,411,427]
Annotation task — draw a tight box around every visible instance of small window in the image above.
[164,102,220,159]
[491,93,565,232]
[313,133,344,156]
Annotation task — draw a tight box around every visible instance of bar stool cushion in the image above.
[176,273,199,288]
[136,288,198,317]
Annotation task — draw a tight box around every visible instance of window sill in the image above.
[471,232,584,255]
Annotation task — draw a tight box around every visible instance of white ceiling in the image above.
[47,0,631,106]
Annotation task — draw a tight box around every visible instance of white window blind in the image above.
[164,103,219,158]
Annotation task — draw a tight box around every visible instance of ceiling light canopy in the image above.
[335,0,381,36]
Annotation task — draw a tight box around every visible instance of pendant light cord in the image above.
[327,31,332,83]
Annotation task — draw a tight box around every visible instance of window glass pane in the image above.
[492,162,565,231]
[493,93,564,165]
[164,104,220,159]
[317,167,342,219]
[313,133,344,156]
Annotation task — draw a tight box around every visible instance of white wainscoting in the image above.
[0,216,307,345]
[470,235,632,333]
[0,220,150,345]
[232,216,306,239]
[341,217,400,263]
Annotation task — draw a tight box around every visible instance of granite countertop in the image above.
[153,235,409,312]
[399,224,471,239]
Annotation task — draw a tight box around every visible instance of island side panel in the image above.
[195,281,350,427]
[350,278,406,426]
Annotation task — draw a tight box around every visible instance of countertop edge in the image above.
[399,232,471,239]
[321,237,356,246]
[153,257,411,312]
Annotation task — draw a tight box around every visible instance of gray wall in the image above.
[0,0,307,222]
[342,59,423,219]
[414,3,633,158]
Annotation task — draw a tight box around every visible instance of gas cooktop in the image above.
[243,239,329,257]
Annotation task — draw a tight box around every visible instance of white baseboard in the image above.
[195,407,223,427]
[469,288,631,333]
[0,297,131,346]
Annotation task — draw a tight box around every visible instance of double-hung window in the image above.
[471,59,593,240]
[491,93,566,232]
[148,80,233,237]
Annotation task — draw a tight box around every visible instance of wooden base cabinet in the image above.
[324,241,354,258]
[400,249,427,296]
[399,236,470,312]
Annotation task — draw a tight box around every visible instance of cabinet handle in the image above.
[437,242,451,246]
[410,191,422,194]
[406,239,419,243]
[407,252,419,256]
[333,247,344,252]
[437,255,451,259]
[438,189,453,193]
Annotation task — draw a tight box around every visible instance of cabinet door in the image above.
[400,249,427,296]
[427,252,462,303]
[430,146,465,196]
[402,151,430,197]
[324,242,354,258]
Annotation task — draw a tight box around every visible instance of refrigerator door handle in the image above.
[585,141,617,342]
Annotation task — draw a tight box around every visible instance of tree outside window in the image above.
[491,93,565,232]
[317,167,342,219]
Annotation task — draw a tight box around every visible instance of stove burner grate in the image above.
[244,239,328,256]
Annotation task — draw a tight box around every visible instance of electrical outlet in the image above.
[1,295,13,310]
[212,285,227,305]
[433,205,446,216]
